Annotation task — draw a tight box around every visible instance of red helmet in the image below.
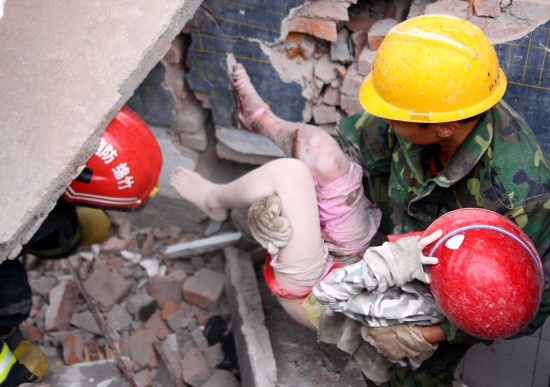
[63,106,162,211]
[423,208,544,340]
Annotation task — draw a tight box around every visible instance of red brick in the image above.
[45,278,80,332]
[335,65,347,79]
[424,0,470,18]
[145,313,171,340]
[20,323,43,342]
[129,328,158,369]
[351,30,368,59]
[83,265,132,309]
[384,0,412,21]
[102,236,128,252]
[161,300,183,320]
[202,369,240,387]
[147,270,186,307]
[192,305,210,327]
[287,16,338,42]
[183,269,226,311]
[61,334,83,365]
[368,18,399,50]
[284,32,316,60]
[181,346,210,386]
[134,368,154,387]
[474,0,501,17]
[345,15,376,33]
[70,311,102,335]
[302,0,350,21]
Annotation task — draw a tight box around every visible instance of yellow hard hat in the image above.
[359,14,507,123]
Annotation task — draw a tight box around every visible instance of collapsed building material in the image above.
[163,232,242,259]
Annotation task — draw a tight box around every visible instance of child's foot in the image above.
[170,167,228,221]
[226,54,271,132]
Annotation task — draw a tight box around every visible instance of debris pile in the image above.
[146,0,550,177]
[22,215,242,387]
[271,0,550,128]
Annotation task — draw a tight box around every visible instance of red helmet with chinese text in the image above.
[63,106,162,210]
[422,208,544,340]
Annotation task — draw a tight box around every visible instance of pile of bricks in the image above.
[154,0,549,174]
[271,0,547,129]
[22,214,242,387]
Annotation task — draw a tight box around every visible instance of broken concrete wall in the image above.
[0,0,203,263]
[123,0,549,231]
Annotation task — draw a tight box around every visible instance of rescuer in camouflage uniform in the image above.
[334,98,550,386]
[224,14,550,386]
[327,16,550,386]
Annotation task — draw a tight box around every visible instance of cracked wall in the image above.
[124,0,550,231]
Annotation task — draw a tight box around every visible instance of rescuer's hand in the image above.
[248,195,292,255]
[363,324,438,361]
[417,324,446,344]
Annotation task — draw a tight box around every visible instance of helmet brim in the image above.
[359,68,507,123]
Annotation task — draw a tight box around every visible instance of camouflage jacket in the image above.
[336,100,550,342]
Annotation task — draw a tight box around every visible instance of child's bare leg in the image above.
[170,167,229,221]
[227,54,380,261]
[227,54,350,187]
[170,159,328,329]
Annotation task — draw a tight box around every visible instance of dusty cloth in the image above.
[313,237,444,326]
[319,311,437,385]
[248,195,335,299]
[264,241,338,299]
[247,161,381,261]
[264,252,339,299]
[315,161,381,263]
[247,194,291,255]
[313,236,445,384]
[319,311,393,384]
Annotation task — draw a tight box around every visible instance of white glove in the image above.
[418,229,442,283]
[247,195,292,255]
[387,229,442,285]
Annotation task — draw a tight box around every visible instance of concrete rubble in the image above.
[23,209,361,386]
[0,0,203,263]
[22,216,243,387]
[131,0,550,208]
[6,0,550,386]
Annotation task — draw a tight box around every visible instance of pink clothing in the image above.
[266,161,381,299]
[315,161,381,263]
[264,252,340,299]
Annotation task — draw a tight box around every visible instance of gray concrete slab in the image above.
[225,246,366,387]
[257,265,366,386]
[42,359,131,387]
[0,0,202,262]
[225,247,277,387]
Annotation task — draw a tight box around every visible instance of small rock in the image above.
[181,346,211,386]
[183,269,226,311]
[127,294,157,322]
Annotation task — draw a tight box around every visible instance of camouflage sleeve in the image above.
[335,112,393,175]
[507,200,550,335]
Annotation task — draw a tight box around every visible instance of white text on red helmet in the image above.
[96,139,135,190]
